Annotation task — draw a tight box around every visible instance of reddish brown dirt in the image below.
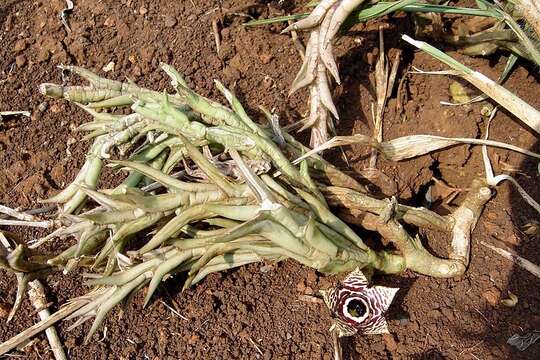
[1,0,539,359]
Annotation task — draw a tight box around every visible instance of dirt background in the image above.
[0,0,539,359]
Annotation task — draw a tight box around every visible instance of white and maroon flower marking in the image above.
[321,268,399,337]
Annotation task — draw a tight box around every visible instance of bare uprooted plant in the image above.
[0,64,497,355]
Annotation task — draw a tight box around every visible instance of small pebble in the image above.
[13,39,27,53]
[15,54,26,67]
[441,307,454,321]
[262,76,273,89]
[306,271,317,284]
[164,16,177,28]
[33,182,46,197]
[408,321,419,332]
[104,16,115,27]
[396,314,409,326]
[37,101,48,113]
[64,337,76,348]
[259,53,272,64]
[37,49,50,62]
[102,61,115,72]
[132,65,142,77]
[428,309,441,318]
[259,264,273,273]
[50,104,62,114]
[488,269,499,281]
[371,340,385,353]
[187,334,199,345]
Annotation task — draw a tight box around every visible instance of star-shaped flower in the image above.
[321,268,399,337]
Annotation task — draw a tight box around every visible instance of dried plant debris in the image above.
[0,110,30,121]
[507,332,540,351]
[28,280,68,360]
[60,0,74,32]
[0,65,495,353]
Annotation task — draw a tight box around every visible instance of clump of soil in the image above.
[0,0,538,359]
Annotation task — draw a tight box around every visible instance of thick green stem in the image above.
[359,179,491,277]
[323,186,452,231]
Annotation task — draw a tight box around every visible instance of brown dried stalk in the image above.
[28,280,67,360]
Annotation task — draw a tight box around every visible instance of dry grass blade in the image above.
[288,20,306,60]
[369,27,402,170]
[60,0,74,32]
[481,108,540,214]
[507,332,540,351]
[369,27,389,169]
[0,205,38,222]
[495,0,540,67]
[293,133,540,165]
[0,219,56,228]
[481,241,540,278]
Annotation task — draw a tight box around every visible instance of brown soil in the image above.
[1,0,539,359]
